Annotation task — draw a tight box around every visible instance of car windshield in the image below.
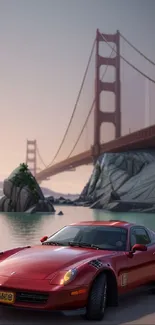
[44,225,128,251]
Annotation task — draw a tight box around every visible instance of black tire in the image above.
[84,273,107,321]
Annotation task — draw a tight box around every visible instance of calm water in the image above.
[0,206,155,251]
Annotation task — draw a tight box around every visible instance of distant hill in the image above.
[41,187,79,200]
[0,181,79,200]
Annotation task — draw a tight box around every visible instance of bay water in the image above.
[0,206,155,251]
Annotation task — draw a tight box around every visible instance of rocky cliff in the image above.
[78,150,155,212]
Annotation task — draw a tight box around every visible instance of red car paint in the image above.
[0,220,154,311]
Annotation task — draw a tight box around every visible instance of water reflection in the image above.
[0,206,155,251]
[0,206,94,251]
[3,212,51,247]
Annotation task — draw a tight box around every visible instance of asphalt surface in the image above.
[0,287,155,325]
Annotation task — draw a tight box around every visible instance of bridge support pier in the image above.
[92,29,121,160]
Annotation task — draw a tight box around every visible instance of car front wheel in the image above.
[85,272,107,321]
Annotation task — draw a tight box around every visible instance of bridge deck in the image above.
[36,124,155,181]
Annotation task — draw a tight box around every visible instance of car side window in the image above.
[130,227,151,248]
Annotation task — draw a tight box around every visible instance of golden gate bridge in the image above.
[25,29,155,183]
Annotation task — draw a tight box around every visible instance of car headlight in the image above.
[60,268,77,285]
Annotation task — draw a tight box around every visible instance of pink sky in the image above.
[0,0,155,194]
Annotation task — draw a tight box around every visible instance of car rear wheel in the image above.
[84,273,107,321]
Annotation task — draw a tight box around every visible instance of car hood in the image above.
[0,245,117,280]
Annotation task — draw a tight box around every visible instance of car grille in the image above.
[16,292,48,304]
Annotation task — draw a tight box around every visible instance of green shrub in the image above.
[12,163,40,201]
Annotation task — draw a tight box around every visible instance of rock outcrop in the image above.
[0,164,55,213]
[4,150,155,214]
[78,150,155,212]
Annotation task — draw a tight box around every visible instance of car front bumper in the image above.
[0,275,89,310]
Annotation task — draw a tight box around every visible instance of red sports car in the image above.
[0,220,155,321]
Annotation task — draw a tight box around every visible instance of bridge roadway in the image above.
[36,124,155,182]
[0,287,155,324]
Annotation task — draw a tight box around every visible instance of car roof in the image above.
[70,220,134,229]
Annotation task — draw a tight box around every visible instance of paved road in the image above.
[0,288,155,325]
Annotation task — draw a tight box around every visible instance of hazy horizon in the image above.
[0,0,155,194]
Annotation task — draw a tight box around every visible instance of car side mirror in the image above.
[40,236,48,243]
[127,243,147,258]
[132,243,147,253]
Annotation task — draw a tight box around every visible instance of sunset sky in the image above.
[0,0,155,194]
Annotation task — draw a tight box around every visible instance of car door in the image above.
[145,228,155,282]
[127,226,154,289]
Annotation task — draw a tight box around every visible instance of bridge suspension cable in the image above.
[67,46,115,158]
[120,32,155,66]
[36,146,47,168]
[100,32,155,84]
[43,38,96,169]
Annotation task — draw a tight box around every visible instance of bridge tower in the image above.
[25,139,37,177]
[92,29,121,158]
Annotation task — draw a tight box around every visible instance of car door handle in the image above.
[153,252,155,255]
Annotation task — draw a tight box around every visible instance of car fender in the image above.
[72,258,117,288]
[88,259,117,283]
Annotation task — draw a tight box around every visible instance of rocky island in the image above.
[0,164,55,213]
